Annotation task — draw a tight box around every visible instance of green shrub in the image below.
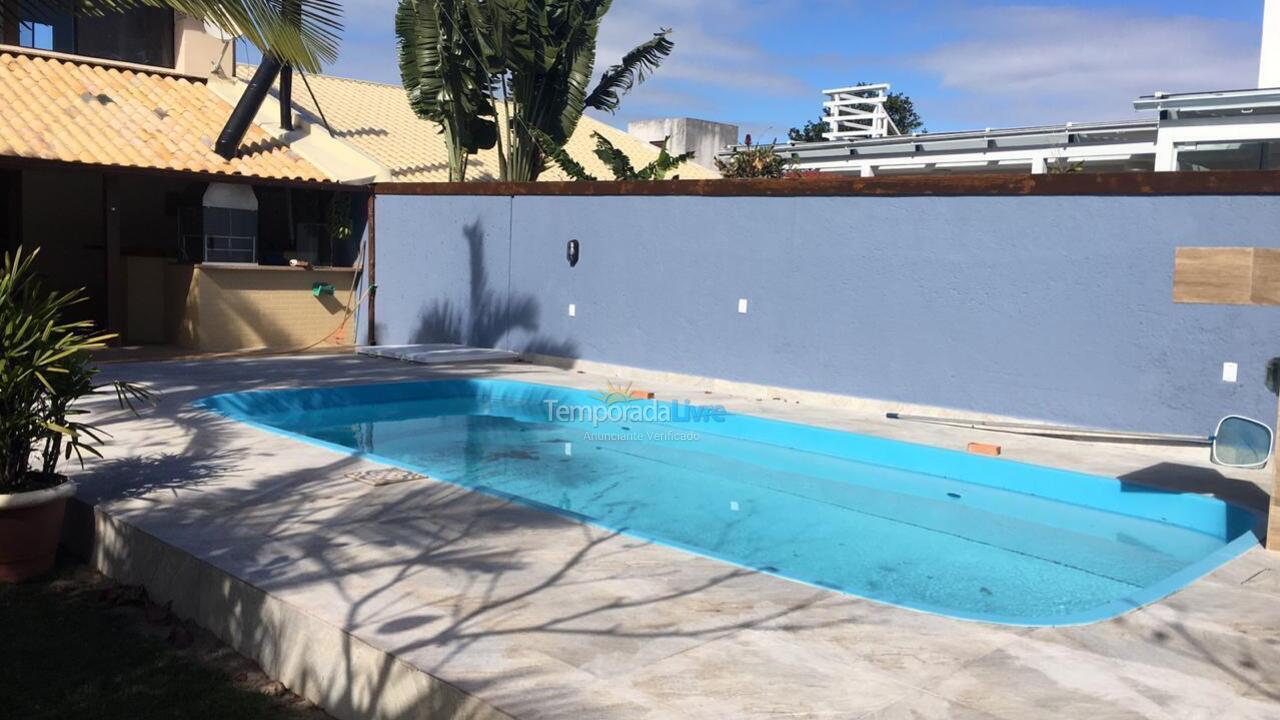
[0,247,151,493]
[713,141,791,179]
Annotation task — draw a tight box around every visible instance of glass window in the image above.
[1177,141,1280,171]
[19,21,53,49]
[4,4,173,67]
[196,205,258,264]
[9,5,74,53]
[76,8,174,68]
[205,235,256,264]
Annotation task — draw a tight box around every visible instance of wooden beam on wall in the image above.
[0,168,19,254]
[366,193,376,346]
[1173,247,1280,306]
[0,154,356,192]
[103,174,125,336]
[374,169,1280,198]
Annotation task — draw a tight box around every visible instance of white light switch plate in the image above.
[1222,362,1238,383]
[568,303,576,317]
[737,298,748,314]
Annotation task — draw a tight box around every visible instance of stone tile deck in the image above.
[71,354,1280,720]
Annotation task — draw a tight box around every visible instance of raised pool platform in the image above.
[72,354,1280,719]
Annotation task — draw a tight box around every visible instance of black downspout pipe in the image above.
[214,55,284,160]
[278,0,299,133]
[279,64,294,131]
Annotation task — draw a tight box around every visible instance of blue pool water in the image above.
[197,379,1261,626]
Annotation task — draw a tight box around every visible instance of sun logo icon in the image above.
[594,380,636,405]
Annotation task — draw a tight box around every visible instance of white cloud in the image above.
[590,0,811,124]
[320,2,1258,136]
[322,0,397,83]
[912,5,1258,128]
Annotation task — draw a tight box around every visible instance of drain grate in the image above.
[345,468,428,487]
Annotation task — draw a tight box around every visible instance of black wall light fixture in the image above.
[567,239,580,267]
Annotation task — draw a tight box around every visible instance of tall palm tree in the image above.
[396,0,673,182]
[15,0,343,72]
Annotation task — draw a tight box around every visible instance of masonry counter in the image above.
[123,258,360,352]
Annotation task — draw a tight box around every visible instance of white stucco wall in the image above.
[627,118,738,170]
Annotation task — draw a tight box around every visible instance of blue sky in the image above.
[312,1,1264,140]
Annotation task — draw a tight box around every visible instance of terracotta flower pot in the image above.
[0,476,76,582]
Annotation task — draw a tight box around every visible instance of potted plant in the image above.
[0,247,151,582]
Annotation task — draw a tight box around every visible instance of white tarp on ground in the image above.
[357,343,517,365]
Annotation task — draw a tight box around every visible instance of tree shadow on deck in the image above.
[74,366,858,719]
[74,353,1280,717]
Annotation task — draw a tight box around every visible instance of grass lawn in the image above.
[0,558,326,720]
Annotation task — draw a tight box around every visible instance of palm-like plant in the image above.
[496,4,672,181]
[0,247,152,493]
[583,28,672,113]
[395,0,674,182]
[396,0,501,181]
[537,129,692,181]
[17,0,343,72]
[592,132,690,180]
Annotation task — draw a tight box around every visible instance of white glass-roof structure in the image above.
[726,86,1280,177]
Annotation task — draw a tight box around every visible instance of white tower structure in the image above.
[1262,0,1280,87]
[822,84,900,140]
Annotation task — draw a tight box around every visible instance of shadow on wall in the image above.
[408,219,578,358]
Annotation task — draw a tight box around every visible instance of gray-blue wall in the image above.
[369,193,1280,435]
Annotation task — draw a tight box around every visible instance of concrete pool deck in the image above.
[72,353,1280,719]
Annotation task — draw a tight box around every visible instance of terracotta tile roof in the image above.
[242,66,719,182]
[0,49,328,182]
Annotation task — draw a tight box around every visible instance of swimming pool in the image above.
[197,379,1261,626]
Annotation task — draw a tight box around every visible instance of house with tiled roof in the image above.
[0,5,707,352]
[234,65,719,183]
